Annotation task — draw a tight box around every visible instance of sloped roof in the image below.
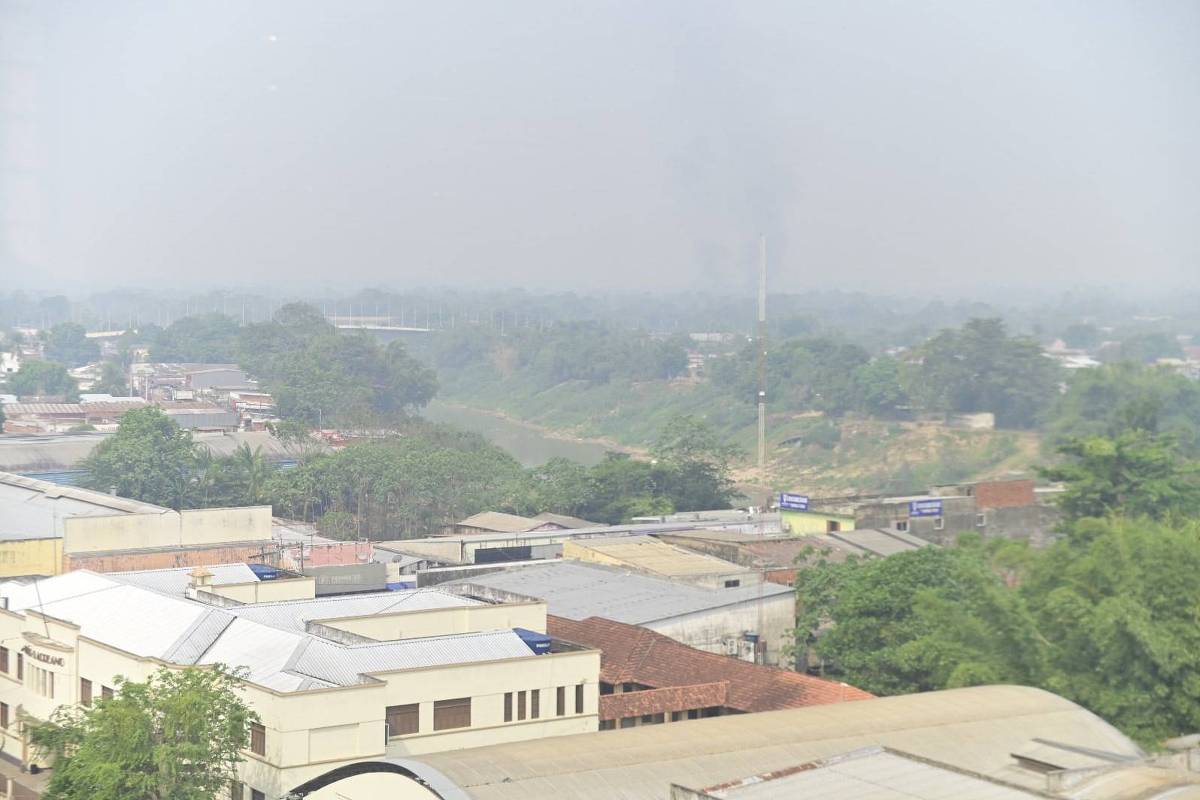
[568,535,747,577]
[533,512,600,529]
[457,511,542,532]
[410,685,1145,799]
[549,616,872,710]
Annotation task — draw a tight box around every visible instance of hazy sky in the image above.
[4,0,1198,294]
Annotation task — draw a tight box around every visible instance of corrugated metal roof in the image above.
[458,511,543,533]
[111,563,260,597]
[455,562,792,624]
[226,588,481,633]
[568,535,748,577]
[0,471,168,541]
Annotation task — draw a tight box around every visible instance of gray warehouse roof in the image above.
[452,561,792,624]
[409,685,1144,799]
[0,470,168,541]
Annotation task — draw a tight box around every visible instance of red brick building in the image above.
[548,616,872,729]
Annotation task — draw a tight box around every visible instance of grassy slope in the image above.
[437,366,1041,497]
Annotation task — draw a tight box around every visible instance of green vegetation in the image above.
[151,312,242,363]
[28,665,257,800]
[8,359,79,400]
[93,360,131,396]
[44,322,100,367]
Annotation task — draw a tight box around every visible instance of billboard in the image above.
[908,499,944,517]
[779,492,810,511]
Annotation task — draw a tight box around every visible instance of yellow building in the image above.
[0,566,600,799]
[0,471,171,578]
[779,508,856,535]
[562,536,759,589]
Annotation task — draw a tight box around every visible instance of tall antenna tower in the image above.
[756,235,768,471]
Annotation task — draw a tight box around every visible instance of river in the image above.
[421,400,615,466]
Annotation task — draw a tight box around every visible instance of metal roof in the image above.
[457,511,544,532]
[111,563,260,596]
[696,747,1046,799]
[226,588,480,633]
[410,686,1144,799]
[453,561,792,624]
[0,470,169,541]
[567,535,749,577]
[828,528,932,557]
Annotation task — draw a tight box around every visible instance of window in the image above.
[251,791,265,800]
[598,719,615,730]
[249,723,266,756]
[976,513,987,527]
[0,646,7,673]
[433,697,471,731]
[1,702,8,728]
[621,682,637,693]
[517,691,526,721]
[386,704,419,738]
[101,685,113,701]
[687,709,700,720]
[30,666,54,699]
[575,683,584,714]
[641,713,664,724]
[80,678,92,706]
[16,653,22,681]
[556,686,565,716]
[619,717,635,728]
[530,689,540,719]
[933,517,945,531]
[723,579,741,588]
[896,520,909,532]
[230,782,243,800]
[826,520,841,533]
[670,711,684,722]
[503,692,513,722]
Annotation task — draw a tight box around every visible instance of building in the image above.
[0,471,171,577]
[449,512,563,536]
[531,512,599,529]
[854,479,1061,547]
[291,684,1159,799]
[548,615,871,730]
[779,506,856,534]
[562,535,760,589]
[0,568,600,799]
[441,561,796,666]
[656,528,930,586]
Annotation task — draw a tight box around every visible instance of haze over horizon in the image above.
[2,0,1197,296]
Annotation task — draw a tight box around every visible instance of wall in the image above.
[647,592,796,667]
[975,480,1036,509]
[318,602,547,641]
[780,509,856,535]
[856,495,1060,547]
[0,538,62,578]
[207,577,316,604]
[62,506,272,554]
[63,542,269,574]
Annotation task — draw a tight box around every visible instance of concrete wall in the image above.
[0,538,62,578]
[208,577,316,604]
[646,592,796,667]
[856,495,1060,547]
[62,506,272,554]
[319,602,547,641]
[63,542,269,574]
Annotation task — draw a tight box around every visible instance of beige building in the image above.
[562,535,760,589]
[0,566,599,799]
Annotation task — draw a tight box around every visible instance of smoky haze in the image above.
[4,0,1198,295]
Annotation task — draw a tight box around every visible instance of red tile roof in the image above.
[548,615,873,712]
[600,682,729,720]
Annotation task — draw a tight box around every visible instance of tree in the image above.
[651,415,743,511]
[1039,431,1200,522]
[151,313,241,363]
[44,322,100,367]
[27,665,258,800]
[9,359,79,400]
[902,318,1062,428]
[93,361,131,396]
[1117,332,1183,364]
[80,407,199,509]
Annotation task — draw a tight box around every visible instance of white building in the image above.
[0,566,599,799]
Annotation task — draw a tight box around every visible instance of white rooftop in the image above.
[0,570,531,692]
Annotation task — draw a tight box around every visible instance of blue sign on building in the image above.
[908,499,944,517]
[779,492,810,511]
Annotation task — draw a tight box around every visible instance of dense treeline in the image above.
[82,408,742,533]
[796,421,1200,746]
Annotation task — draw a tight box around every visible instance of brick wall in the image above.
[974,480,1036,509]
[63,543,270,574]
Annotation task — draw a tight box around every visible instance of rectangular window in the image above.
[503,692,513,722]
[575,683,584,714]
[530,689,540,719]
[16,653,22,681]
[641,713,664,724]
[517,691,526,721]
[976,513,987,527]
[251,791,265,800]
[80,678,92,706]
[230,782,243,800]
[896,520,909,532]
[723,579,740,588]
[385,704,419,738]
[619,717,635,728]
[933,517,945,531]
[599,719,615,730]
[670,711,684,722]
[1,702,8,728]
[249,723,266,756]
[101,685,113,701]
[433,698,471,731]
[556,686,565,716]
[0,646,8,673]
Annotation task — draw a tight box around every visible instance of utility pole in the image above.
[756,235,768,471]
